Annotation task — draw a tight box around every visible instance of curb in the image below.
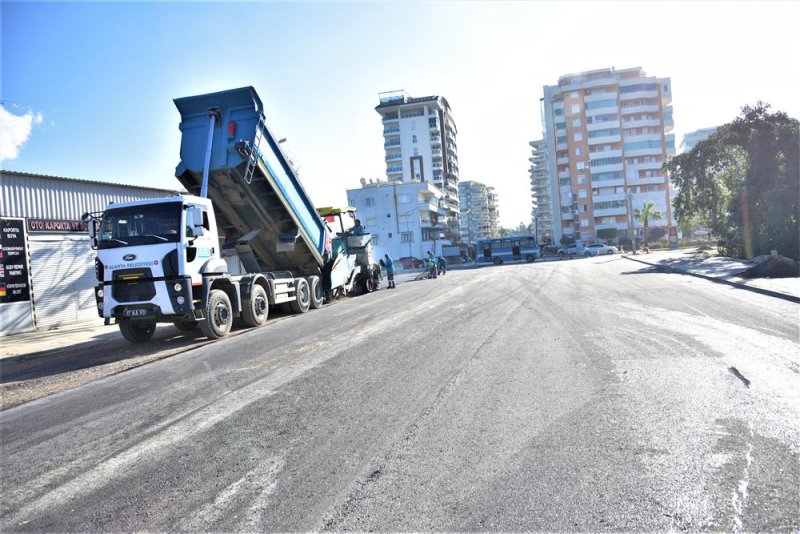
[622,255,800,304]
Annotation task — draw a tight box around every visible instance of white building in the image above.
[346,179,449,262]
[375,90,460,237]
[680,127,718,152]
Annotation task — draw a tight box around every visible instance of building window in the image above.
[401,231,414,243]
[577,175,585,185]
[576,161,585,170]
[574,132,583,142]
[413,148,419,156]
[578,189,587,198]
[371,234,380,245]
[398,194,411,204]
[364,197,375,207]
[412,135,417,143]
[575,147,583,156]
[570,91,579,98]
[581,219,589,227]
[571,104,580,114]
[572,118,581,127]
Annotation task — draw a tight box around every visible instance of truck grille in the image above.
[112,268,156,303]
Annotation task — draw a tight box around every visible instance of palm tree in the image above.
[633,201,664,247]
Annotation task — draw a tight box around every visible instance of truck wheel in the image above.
[493,257,503,265]
[290,278,311,314]
[526,255,536,263]
[119,321,156,343]
[173,320,199,332]
[199,289,233,339]
[360,276,374,294]
[307,276,323,309]
[242,284,269,327]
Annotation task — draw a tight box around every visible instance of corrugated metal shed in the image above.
[0,171,183,220]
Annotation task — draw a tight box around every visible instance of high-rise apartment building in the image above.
[680,127,717,152]
[375,90,460,238]
[529,139,554,243]
[486,186,499,238]
[458,180,500,243]
[540,67,676,244]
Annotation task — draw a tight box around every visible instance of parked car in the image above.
[558,244,585,259]
[583,243,619,256]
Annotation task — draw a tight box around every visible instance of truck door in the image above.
[183,204,216,284]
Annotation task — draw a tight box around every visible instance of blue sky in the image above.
[3,1,799,227]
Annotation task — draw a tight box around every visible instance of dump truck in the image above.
[84,86,380,342]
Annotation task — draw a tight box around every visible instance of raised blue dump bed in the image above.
[174,87,326,275]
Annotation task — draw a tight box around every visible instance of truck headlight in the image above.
[173,282,182,292]
[97,288,104,298]
[176,296,185,305]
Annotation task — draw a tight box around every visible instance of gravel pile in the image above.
[740,255,800,278]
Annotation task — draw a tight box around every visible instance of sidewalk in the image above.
[622,248,800,303]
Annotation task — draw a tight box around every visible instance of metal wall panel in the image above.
[29,239,97,330]
[1,171,179,220]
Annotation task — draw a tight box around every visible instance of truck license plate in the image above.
[124,308,149,317]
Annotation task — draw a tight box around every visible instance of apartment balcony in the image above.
[384,140,402,148]
[626,174,668,187]
[556,142,568,151]
[625,146,664,158]
[587,119,620,132]
[562,211,574,221]
[432,148,442,156]
[382,115,399,123]
[584,91,618,103]
[594,221,628,230]
[386,165,403,175]
[430,135,441,145]
[592,192,626,203]
[663,117,674,132]
[385,153,402,162]
[587,162,622,173]
[585,104,619,117]
[418,200,447,215]
[589,148,622,160]
[626,161,664,172]
[383,126,400,135]
[620,104,660,114]
[620,89,659,101]
[557,156,570,165]
[433,162,443,170]
[623,132,662,143]
[429,120,440,132]
[558,170,571,179]
[587,134,621,146]
[593,206,627,218]
[621,117,660,129]
[560,77,618,91]
[590,177,625,188]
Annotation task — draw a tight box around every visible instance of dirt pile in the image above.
[740,256,800,279]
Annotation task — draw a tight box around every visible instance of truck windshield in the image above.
[98,202,182,249]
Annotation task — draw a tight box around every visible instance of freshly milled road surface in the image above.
[2,257,798,532]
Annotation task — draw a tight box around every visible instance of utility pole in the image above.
[627,190,637,255]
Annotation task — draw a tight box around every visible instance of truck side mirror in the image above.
[188,206,205,238]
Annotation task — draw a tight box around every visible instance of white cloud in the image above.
[0,108,44,160]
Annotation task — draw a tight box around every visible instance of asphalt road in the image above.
[2,257,798,532]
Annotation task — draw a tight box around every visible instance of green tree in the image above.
[634,201,663,247]
[666,102,799,258]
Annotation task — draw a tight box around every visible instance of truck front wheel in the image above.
[242,284,269,327]
[307,276,323,309]
[119,321,156,343]
[199,289,233,339]
[289,278,311,314]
